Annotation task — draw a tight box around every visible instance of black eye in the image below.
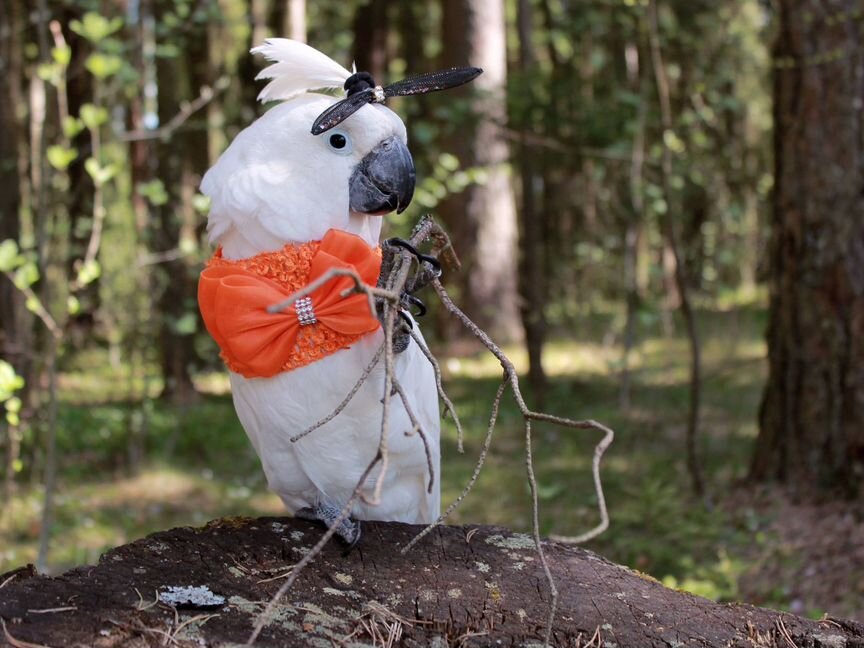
[329,133,347,149]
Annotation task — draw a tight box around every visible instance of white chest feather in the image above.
[229,328,440,523]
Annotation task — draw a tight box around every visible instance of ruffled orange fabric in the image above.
[199,229,382,378]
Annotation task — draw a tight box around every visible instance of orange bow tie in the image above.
[198,229,382,378]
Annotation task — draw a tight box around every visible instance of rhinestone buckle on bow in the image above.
[295,297,317,326]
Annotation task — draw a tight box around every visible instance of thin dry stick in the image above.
[407,327,464,452]
[392,378,435,493]
[290,343,385,443]
[1,617,53,648]
[249,247,416,645]
[245,458,379,645]
[401,379,507,553]
[524,417,557,647]
[267,266,388,317]
[431,278,613,543]
[423,277,614,648]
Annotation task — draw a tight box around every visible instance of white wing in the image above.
[252,38,352,103]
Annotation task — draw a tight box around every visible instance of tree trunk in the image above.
[438,0,522,343]
[0,0,28,376]
[2,517,863,647]
[515,0,547,406]
[152,5,208,404]
[352,0,390,82]
[752,0,864,494]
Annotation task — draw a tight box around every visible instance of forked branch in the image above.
[249,217,614,648]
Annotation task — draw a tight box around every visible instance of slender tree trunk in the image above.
[620,38,646,412]
[648,0,704,497]
[752,0,864,494]
[515,0,547,406]
[352,0,390,82]
[438,0,522,343]
[0,0,27,370]
[0,0,28,508]
[153,4,207,404]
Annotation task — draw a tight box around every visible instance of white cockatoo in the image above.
[198,39,480,546]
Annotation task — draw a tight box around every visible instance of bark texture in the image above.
[438,0,522,343]
[1,517,863,647]
[752,0,864,492]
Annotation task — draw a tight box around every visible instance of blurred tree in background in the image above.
[1,0,862,616]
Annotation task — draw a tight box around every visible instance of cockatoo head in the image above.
[201,40,415,259]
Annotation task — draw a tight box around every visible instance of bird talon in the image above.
[385,238,442,278]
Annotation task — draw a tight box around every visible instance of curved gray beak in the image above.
[349,136,416,215]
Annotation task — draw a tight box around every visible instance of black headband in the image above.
[311,66,482,135]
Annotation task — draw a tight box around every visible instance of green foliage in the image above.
[0,360,25,426]
[85,53,124,79]
[137,180,169,207]
[0,239,24,273]
[84,158,116,186]
[69,13,124,43]
[46,145,78,171]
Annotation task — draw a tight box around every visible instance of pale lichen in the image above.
[485,533,535,550]
[333,572,353,586]
[160,585,225,608]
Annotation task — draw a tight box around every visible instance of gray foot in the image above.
[295,503,362,551]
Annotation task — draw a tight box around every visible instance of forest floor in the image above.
[1,299,862,622]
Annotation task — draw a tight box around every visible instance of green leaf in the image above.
[438,153,460,172]
[67,295,81,315]
[80,103,108,130]
[69,13,124,43]
[173,312,198,336]
[76,259,101,286]
[137,179,169,206]
[12,459,23,473]
[6,412,19,426]
[46,145,78,171]
[24,295,40,313]
[0,239,23,272]
[85,53,123,79]
[0,360,25,401]
[62,116,85,139]
[5,396,21,414]
[13,261,39,289]
[52,45,71,67]
[155,44,181,59]
[36,62,60,84]
[192,193,210,214]
[84,158,116,186]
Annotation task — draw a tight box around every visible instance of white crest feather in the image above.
[251,38,352,103]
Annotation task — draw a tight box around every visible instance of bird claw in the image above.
[384,238,442,278]
[295,504,362,553]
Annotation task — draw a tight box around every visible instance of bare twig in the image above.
[392,378,435,493]
[26,607,77,614]
[401,379,507,553]
[1,618,53,648]
[266,266,389,318]
[290,344,385,443]
[248,217,613,648]
[2,274,62,340]
[246,458,381,645]
[407,327,464,452]
[118,77,230,142]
